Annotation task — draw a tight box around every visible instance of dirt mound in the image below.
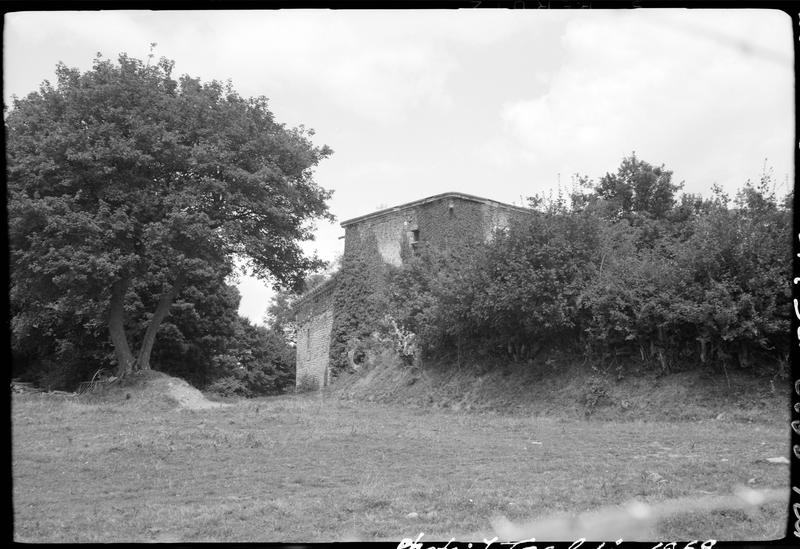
[80,369,227,410]
[162,377,226,410]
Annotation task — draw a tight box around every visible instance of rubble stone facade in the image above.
[293,279,336,389]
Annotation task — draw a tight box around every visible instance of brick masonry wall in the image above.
[294,283,336,389]
[342,195,511,269]
[343,210,415,268]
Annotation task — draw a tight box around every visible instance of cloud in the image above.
[489,10,793,195]
[155,11,465,125]
[4,10,560,128]
[4,11,154,101]
[5,11,460,124]
[317,43,455,124]
[5,11,150,51]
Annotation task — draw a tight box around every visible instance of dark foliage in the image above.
[8,52,324,388]
[382,155,790,376]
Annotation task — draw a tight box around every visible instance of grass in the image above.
[334,355,788,424]
[12,386,789,543]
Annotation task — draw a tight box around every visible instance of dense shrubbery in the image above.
[203,318,295,397]
[12,264,296,395]
[384,155,791,376]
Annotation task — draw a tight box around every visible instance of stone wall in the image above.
[415,196,496,251]
[341,194,519,268]
[294,280,336,389]
[343,210,414,268]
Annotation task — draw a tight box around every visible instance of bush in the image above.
[295,373,319,393]
[380,158,790,377]
[580,376,614,416]
[206,376,249,398]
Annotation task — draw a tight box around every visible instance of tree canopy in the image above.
[8,53,333,377]
[595,153,683,220]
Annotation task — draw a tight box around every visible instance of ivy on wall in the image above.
[328,229,392,375]
[416,199,488,251]
[326,197,530,377]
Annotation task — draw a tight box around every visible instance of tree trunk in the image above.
[109,277,135,377]
[136,271,186,371]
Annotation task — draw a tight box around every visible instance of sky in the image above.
[4,9,794,325]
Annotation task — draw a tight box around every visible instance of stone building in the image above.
[293,191,530,390]
[293,277,337,390]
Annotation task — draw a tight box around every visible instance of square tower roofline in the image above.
[339,191,530,228]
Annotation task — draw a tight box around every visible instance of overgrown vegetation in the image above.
[329,231,391,377]
[8,51,789,394]
[12,267,296,396]
[381,154,791,378]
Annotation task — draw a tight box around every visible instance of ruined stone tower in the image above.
[292,192,530,390]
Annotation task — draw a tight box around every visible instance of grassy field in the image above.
[12,379,789,543]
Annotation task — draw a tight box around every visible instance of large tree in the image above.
[8,53,333,377]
